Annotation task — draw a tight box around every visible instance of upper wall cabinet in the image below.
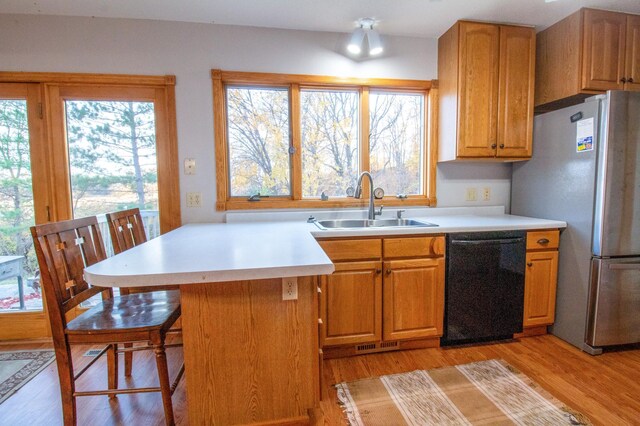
[438,21,535,162]
[535,9,640,112]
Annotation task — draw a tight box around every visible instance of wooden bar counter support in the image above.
[180,277,319,425]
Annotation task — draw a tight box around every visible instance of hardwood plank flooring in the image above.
[0,335,638,425]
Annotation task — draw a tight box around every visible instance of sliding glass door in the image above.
[0,83,50,339]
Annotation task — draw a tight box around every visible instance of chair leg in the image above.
[54,344,77,426]
[107,344,118,399]
[124,342,133,377]
[152,340,175,426]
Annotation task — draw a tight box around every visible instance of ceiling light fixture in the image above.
[347,18,384,56]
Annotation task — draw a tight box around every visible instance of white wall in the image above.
[0,14,512,222]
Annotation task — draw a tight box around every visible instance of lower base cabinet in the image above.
[383,258,445,341]
[318,236,446,356]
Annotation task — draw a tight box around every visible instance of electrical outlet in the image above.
[186,192,202,207]
[482,187,491,201]
[184,158,196,175]
[465,187,478,202]
[282,277,298,300]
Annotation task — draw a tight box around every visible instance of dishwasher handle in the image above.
[450,237,525,246]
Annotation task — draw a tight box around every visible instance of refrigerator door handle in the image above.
[608,262,640,270]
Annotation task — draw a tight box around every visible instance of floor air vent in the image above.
[83,349,102,357]
[355,343,377,353]
[380,341,399,349]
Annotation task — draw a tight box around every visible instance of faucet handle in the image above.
[375,205,384,217]
[396,209,406,219]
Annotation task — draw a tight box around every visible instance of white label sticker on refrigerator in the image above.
[576,117,594,152]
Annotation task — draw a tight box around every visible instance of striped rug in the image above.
[335,359,591,425]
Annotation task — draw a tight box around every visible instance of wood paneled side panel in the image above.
[535,11,582,107]
[320,261,382,347]
[457,22,500,157]
[382,258,445,341]
[497,25,535,158]
[626,15,640,92]
[180,278,318,425]
[524,251,559,327]
[437,23,460,162]
[582,9,627,91]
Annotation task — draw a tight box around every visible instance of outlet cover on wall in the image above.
[482,187,491,201]
[186,192,202,207]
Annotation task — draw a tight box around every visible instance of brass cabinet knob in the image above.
[537,238,550,245]
[620,78,628,83]
[499,144,505,149]
[376,269,382,274]
[491,143,497,149]
[527,262,533,267]
[386,269,392,275]
[629,78,634,83]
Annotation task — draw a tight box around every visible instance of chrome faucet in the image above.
[354,171,383,220]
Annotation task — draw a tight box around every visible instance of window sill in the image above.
[217,197,436,211]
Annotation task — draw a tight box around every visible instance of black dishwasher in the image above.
[441,231,526,346]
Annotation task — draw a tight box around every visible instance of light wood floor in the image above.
[0,335,638,425]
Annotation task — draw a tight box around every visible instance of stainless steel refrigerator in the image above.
[511,91,640,355]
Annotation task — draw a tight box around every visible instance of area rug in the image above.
[335,359,591,425]
[0,350,55,404]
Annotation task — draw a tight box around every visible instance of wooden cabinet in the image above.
[319,261,382,346]
[318,235,445,356]
[382,258,444,341]
[438,21,535,161]
[536,9,640,112]
[522,230,560,330]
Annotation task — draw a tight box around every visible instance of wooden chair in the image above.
[106,208,181,376]
[31,217,184,426]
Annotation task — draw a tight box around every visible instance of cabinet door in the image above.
[320,261,382,347]
[582,9,627,91]
[497,26,535,158]
[382,258,444,341]
[626,15,640,92]
[523,251,559,327]
[457,22,500,157]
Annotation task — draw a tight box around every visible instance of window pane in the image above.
[369,92,424,196]
[301,90,359,198]
[0,99,41,311]
[65,100,160,304]
[226,87,291,197]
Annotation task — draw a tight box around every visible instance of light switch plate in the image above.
[184,158,196,175]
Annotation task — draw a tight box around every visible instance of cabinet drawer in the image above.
[383,236,445,259]
[526,230,560,251]
[317,239,381,262]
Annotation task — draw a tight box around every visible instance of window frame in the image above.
[212,69,438,211]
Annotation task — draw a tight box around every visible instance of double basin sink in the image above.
[313,218,438,230]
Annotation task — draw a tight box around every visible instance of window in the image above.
[226,86,291,197]
[213,70,436,210]
[301,89,359,197]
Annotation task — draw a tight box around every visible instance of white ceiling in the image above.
[2,0,640,38]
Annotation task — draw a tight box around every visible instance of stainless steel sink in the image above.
[313,218,439,230]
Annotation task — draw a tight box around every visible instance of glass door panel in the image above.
[0,97,40,311]
[64,100,160,257]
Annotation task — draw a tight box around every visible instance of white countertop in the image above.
[85,211,566,288]
[84,222,335,287]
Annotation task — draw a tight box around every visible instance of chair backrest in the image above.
[30,216,112,331]
[106,208,147,255]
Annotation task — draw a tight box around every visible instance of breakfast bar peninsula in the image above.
[84,222,334,425]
